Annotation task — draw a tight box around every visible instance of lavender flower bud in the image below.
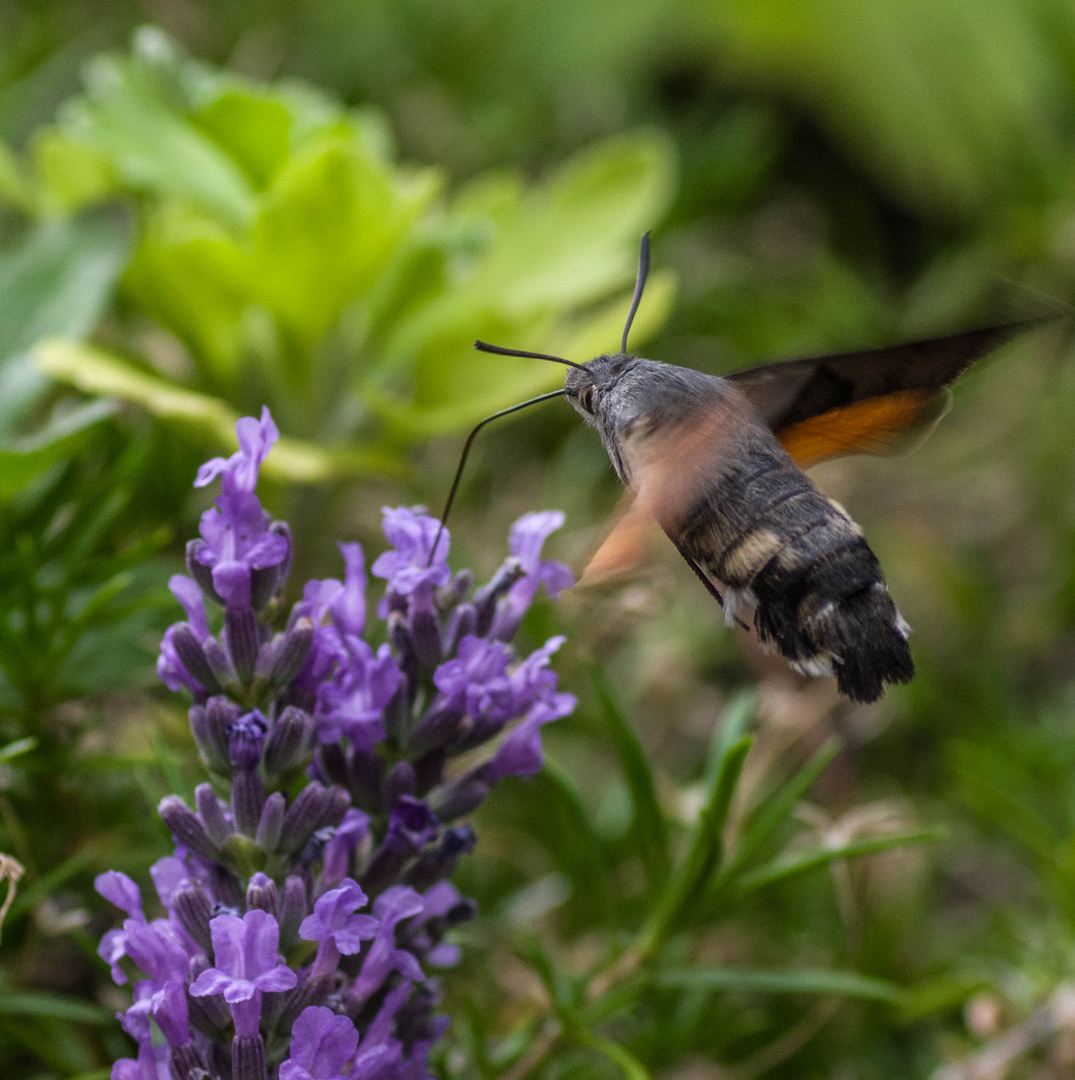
[246,872,279,917]
[232,1034,267,1080]
[405,825,477,891]
[159,796,219,862]
[268,617,314,690]
[263,706,312,775]
[279,875,307,950]
[189,705,229,772]
[255,792,285,853]
[208,864,244,908]
[278,783,332,856]
[195,784,232,847]
[203,697,241,768]
[224,606,260,687]
[169,1043,207,1080]
[249,563,279,612]
[473,558,525,635]
[203,638,234,688]
[413,749,447,794]
[384,761,416,808]
[431,775,490,822]
[347,747,383,813]
[270,521,293,595]
[186,540,222,605]
[170,624,222,695]
[437,568,473,608]
[187,955,230,1036]
[173,881,214,954]
[231,770,266,838]
[388,610,413,671]
[444,602,477,657]
[382,682,408,746]
[317,743,350,789]
[408,704,465,756]
[323,786,351,830]
[409,597,442,668]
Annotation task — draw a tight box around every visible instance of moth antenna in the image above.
[621,231,651,354]
[428,389,567,566]
[474,340,587,370]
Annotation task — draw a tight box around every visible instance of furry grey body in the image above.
[565,353,914,703]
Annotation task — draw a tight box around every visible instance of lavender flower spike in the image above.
[101,409,578,1080]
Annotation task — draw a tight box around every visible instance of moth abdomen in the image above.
[674,444,913,703]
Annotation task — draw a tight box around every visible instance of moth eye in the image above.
[580,387,596,413]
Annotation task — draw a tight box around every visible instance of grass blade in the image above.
[588,662,670,891]
[0,991,112,1024]
[720,738,840,884]
[656,966,900,1002]
[736,830,939,893]
[573,1028,651,1080]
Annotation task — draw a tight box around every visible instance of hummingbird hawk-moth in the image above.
[438,235,1053,703]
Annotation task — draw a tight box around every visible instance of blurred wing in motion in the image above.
[581,394,746,583]
[726,319,1053,467]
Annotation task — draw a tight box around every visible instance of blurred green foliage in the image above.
[0,2,1075,1078]
[5,29,675,482]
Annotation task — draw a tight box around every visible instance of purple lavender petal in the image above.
[190,910,296,1003]
[123,919,192,986]
[168,575,210,641]
[322,808,369,884]
[195,407,278,493]
[148,857,189,910]
[299,878,378,955]
[330,542,367,637]
[433,635,514,724]
[484,692,576,783]
[150,979,189,1047]
[99,928,129,985]
[95,872,143,919]
[490,511,573,639]
[280,1005,359,1079]
[314,639,400,748]
[157,626,205,696]
[371,507,450,613]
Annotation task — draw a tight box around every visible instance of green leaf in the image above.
[0,992,111,1025]
[0,140,33,212]
[68,52,256,227]
[643,735,753,949]
[33,340,403,481]
[736,830,940,893]
[0,737,37,765]
[588,662,670,891]
[656,966,901,1002]
[533,761,616,923]
[0,207,130,435]
[720,738,840,884]
[0,399,116,499]
[572,1028,651,1080]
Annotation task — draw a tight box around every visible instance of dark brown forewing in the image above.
[724,319,1054,436]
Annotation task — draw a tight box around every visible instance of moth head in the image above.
[565,352,633,424]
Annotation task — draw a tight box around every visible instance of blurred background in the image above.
[3,1,1075,1077]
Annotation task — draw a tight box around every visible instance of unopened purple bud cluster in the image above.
[101,409,576,1080]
